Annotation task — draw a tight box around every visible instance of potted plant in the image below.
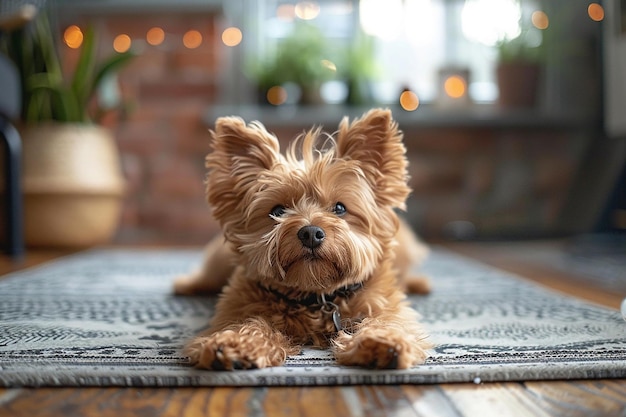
[495,25,545,108]
[249,22,336,105]
[0,9,133,247]
[339,30,379,106]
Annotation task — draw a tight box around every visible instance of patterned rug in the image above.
[1,248,625,387]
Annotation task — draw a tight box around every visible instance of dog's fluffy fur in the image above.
[174,108,433,370]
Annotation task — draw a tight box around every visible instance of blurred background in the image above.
[0,0,625,249]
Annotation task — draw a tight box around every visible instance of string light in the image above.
[183,30,203,49]
[63,25,83,49]
[295,1,320,20]
[113,34,131,53]
[531,10,549,30]
[222,27,243,47]
[399,90,419,111]
[588,3,604,22]
[146,27,165,46]
[444,76,467,99]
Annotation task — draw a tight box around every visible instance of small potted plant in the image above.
[339,30,379,106]
[250,22,336,105]
[495,25,545,108]
[0,8,134,247]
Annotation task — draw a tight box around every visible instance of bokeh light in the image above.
[399,90,419,111]
[444,76,467,99]
[146,27,165,46]
[531,11,549,30]
[222,27,243,47]
[113,34,132,53]
[321,59,337,72]
[295,1,320,20]
[183,30,203,49]
[588,3,604,22]
[267,86,288,106]
[63,25,83,49]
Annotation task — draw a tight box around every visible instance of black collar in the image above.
[257,282,364,308]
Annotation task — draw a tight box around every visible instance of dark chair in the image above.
[0,52,24,259]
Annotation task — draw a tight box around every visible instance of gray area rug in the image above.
[1,248,625,387]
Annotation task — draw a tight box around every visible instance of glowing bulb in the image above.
[588,3,604,22]
[113,34,131,53]
[399,90,419,111]
[444,76,466,99]
[183,30,203,49]
[295,1,320,20]
[64,25,83,49]
[267,86,288,106]
[222,27,243,47]
[531,11,549,30]
[146,27,165,46]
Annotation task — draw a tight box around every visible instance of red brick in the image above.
[408,154,465,194]
[148,155,206,200]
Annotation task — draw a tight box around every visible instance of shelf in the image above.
[204,104,600,131]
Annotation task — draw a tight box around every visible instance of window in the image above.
[227,0,577,107]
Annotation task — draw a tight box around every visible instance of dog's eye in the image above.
[270,205,286,218]
[333,202,347,216]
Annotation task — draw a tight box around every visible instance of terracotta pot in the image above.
[21,123,125,248]
[496,61,541,108]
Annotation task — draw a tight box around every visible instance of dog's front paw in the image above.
[185,321,297,370]
[173,274,198,295]
[333,326,430,369]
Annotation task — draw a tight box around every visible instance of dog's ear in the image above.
[206,117,281,218]
[336,108,411,209]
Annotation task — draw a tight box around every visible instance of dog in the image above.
[174,108,433,370]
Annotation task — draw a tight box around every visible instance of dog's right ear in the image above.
[206,117,281,217]
[209,117,280,172]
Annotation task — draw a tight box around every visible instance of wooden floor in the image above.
[1,240,625,417]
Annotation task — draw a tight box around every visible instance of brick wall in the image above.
[45,12,597,245]
[67,12,224,244]
[403,128,585,239]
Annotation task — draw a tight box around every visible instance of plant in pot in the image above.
[250,22,336,105]
[338,30,379,106]
[495,24,545,109]
[0,9,134,248]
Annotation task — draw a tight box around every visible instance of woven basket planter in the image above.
[21,124,125,248]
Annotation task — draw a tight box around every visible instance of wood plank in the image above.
[263,387,355,417]
[351,385,418,417]
[0,251,74,277]
[437,383,553,417]
[401,385,463,417]
[522,380,626,417]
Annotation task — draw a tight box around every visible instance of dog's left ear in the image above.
[336,108,410,209]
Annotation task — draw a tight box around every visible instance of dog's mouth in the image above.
[279,250,345,290]
[282,250,325,271]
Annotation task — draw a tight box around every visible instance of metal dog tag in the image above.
[332,309,342,332]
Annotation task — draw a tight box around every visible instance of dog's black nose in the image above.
[298,225,325,249]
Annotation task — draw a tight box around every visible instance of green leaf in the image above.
[91,50,134,94]
[34,11,63,80]
[71,25,96,111]
[27,73,84,122]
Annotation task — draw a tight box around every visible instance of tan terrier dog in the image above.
[174,108,432,370]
